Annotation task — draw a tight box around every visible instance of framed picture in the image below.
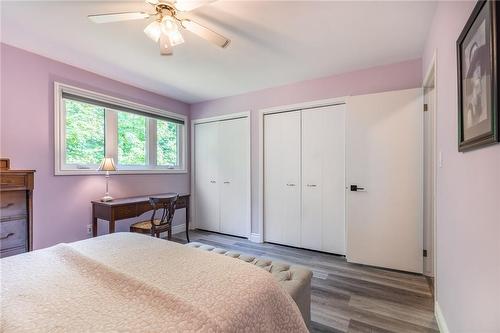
[457,0,499,152]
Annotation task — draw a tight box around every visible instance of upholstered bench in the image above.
[185,242,312,325]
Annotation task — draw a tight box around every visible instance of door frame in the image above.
[190,111,252,238]
[257,97,347,243]
[423,51,438,290]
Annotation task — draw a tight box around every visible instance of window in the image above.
[55,82,186,175]
[117,112,147,166]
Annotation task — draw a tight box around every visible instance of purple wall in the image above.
[0,43,190,249]
[190,58,422,118]
[422,2,500,331]
[191,59,423,233]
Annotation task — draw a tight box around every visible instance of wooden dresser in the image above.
[0,158,35,258]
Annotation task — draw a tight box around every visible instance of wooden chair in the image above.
[130,194,178,239]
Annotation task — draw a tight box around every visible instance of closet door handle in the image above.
[350,185,366,192]
[286,183,296,187]
[306,184,317,187]
[223,181,230,184]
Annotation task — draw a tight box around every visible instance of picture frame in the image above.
[457,0,500,152]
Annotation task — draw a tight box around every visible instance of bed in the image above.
[1,232,308,332]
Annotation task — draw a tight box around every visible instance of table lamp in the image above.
[98,157,116,202]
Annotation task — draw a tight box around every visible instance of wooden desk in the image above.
[91,193,190,242]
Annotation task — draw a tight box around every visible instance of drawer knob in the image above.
[0,232,14,240]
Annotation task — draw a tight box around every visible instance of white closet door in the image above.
[264,111,301,246]
[301,104,346,254]
[194,122,220,232]
[219,118,249,237]
[347,88,423,273]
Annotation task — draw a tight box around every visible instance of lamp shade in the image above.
[98,157,116,172]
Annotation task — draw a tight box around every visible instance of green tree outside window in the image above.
[157,120,178,166]
[65,100,105,165]
[118,112,146,165]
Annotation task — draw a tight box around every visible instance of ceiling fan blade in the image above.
[159,34,173,55]
[181,19,230,48]
[88,12,150,24]
[174,0,216,12]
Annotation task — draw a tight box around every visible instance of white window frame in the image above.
[54,82,187,175]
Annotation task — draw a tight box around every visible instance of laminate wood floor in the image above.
[172,230,438,333]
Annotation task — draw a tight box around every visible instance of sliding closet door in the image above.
[301,104,346,254]
[219,118,249,237]
[194,122,220,232]
[264,111,301,246]
[347,88,423,273]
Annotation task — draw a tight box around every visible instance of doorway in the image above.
[423,55,437,289]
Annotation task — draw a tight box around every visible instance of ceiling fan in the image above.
[88,0,230,56]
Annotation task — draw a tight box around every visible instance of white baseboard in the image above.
[172,223,186,235]
[435,301,449,333]
[249,233,262,243]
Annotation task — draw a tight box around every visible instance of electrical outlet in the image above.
[87,224,92,235]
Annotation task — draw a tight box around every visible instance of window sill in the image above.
[54,169,188,176]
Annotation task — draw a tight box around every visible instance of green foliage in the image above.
[157,120,178,166]
[65,100,105,165]
[118,112,146,165]
[65,99,179,168]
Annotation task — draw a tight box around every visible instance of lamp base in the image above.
[101,195,114,202]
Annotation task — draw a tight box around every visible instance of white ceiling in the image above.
[1,1,437,103]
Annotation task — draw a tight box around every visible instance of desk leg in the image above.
[109,219,116,233]
[185,202,190,243]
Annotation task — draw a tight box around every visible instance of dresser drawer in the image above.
[0,191,27,218]
[0,174,29,189]
[0,245,26,258]
[0,218,27,251]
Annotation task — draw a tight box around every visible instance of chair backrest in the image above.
[149,194,178,235]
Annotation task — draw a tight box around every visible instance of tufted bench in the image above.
[185,242,312,325]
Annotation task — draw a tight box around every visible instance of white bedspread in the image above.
[1,232,307,332]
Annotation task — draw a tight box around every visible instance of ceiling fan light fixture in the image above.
[168,30,185,46]
[161,16,178,35]
[144,20,162,42]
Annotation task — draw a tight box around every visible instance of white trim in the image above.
[54,82,188,175]
[249,233,262,243]
[435,301,449,333]
[190,111,252,238]
[423,50,438,287]
[171,223,186,235]
[191,112,250,125]
[258,96,348,115]
[55,82,187,122]
[257,96,348,243]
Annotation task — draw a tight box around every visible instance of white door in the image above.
[194,121,220,232]
[264,111,301,246]
[219,118,250,237]
[347,88,423,273]
[301,104,346,254]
